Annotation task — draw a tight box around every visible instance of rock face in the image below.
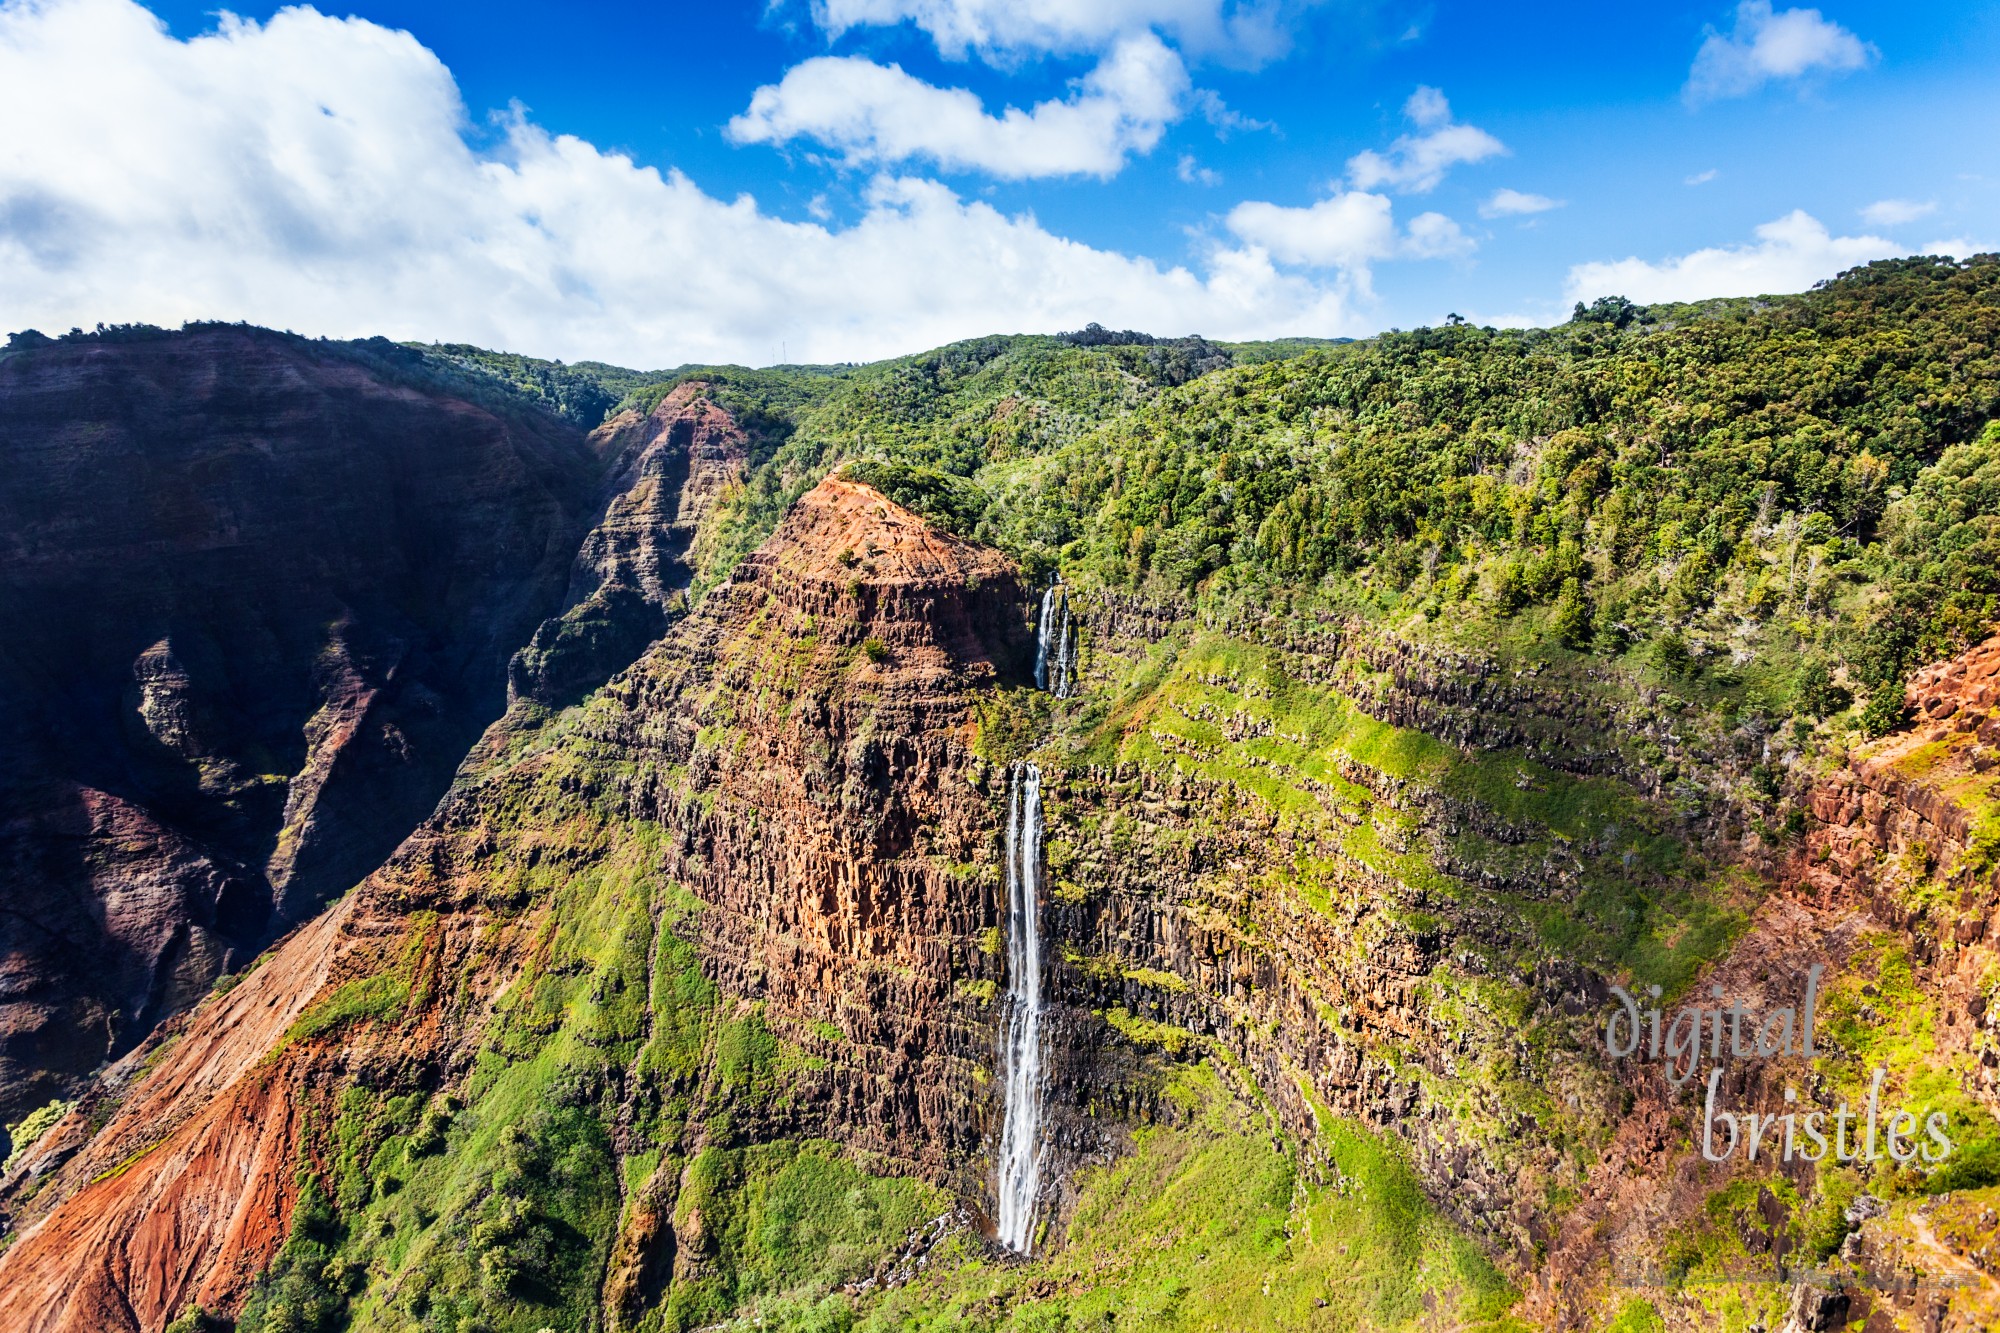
[620,473,1027,1183]
[596,476,1033,1312]
[509,382,749,707]
[0,476,1031,1332]
[0,328,597,1128]
[0,332,750,1134]
[1521,633,2000,1329]
[0,901,355,1333]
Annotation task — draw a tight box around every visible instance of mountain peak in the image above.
[759,474,1000,594]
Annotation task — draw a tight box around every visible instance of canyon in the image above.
[1,261,1998,1333]
[0,332,746,1136]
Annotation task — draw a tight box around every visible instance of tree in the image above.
[1551,578,1593,650]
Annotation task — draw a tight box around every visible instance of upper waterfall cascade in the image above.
[1033,582,1076,699]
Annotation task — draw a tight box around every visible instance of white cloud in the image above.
[1859,197,1935,227]
[1226,192,1396,267]
[1224,191,1472,269]
[726,34,1187,178]
[1685,168,1720,185]
[0,0,1377,365]
[1403,84,1450,128]
[1403,211,1474,258]
[754,2,1301,185]
[1480,188,1561,219]
[1920,236,1994,259]
[1177,154,1221,186]
[1564,210,1899,305]
[1346,86,1506,194]
[1191,87,1271,135]
[810,0,1304,66]
[1685,2,1875,105]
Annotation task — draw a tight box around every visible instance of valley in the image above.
[1,256,1999,1333]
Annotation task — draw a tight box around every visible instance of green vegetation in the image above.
[820,1066,1520,1333]
[656,1142,943,1331]
[3,1097,71,1172]
[164,1306,231,1333]
[673,258,2000,727]
[1814,934,2000,1196]
[1603,1297,1665,1333]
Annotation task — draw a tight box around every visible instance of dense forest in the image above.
[442,255,1999,747]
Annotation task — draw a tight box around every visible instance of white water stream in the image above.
[1032,584,1058,689]
[994,761,1046,1252]
[1033,582,1076,699]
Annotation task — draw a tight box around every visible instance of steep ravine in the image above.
[0,333,749,1138]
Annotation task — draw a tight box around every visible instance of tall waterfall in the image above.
[995,762,1046,1253]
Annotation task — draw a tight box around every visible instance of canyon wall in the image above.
[3,339,1998,1332]
[0,332,752,1141]
[0,476,1034,1333]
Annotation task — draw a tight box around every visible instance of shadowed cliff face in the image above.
[0,333,748,1132]
[508,382,749,709]
[0,476,1031,1333]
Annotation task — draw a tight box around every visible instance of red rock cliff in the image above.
[0,474,1030,1332]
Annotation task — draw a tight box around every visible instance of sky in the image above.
[1,0,1995,367]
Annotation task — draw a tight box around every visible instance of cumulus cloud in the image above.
[1225,193,1396,267]
[1224,191,1471,269]
[1685,2,1875,105]
[1403,211,1474,258]
[0,0,1379,365]
[810,0,1306,66]
[1860,197,1936,227]
[1480,188,1562,219]
[1564,210,1898,305]
[726,34,1187,178]
[740,2,1304,184]
[1346,86,1506,194]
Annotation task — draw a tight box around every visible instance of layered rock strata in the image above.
[0,476,1030,1332]
[0,334,753,1138]
[509,381,749,706]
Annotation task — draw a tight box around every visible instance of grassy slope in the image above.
[844,1066,1518,1333]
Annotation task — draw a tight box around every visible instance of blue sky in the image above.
[1,0,1995,365]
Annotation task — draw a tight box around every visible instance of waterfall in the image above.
[1034,581,1077,699]
[995,761,1046,1253]
[1032,584,1058,689]
[999,581,1069,1249]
